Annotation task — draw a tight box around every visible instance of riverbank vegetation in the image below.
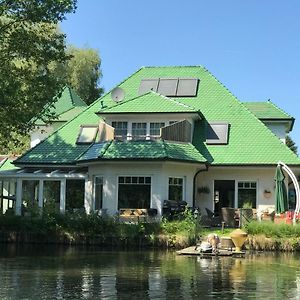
[1,211,300,251]
[0,209,199,249]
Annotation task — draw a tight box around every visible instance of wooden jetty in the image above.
[176,246,245,258]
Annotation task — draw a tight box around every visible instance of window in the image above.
[112,121,128,140]
[132,123,147,140]
[76,126,98,144]
[94,176,103,210]
[168,177,184,202]
[118,176,151,209]
[206,123,229,145]
[238,181,257,208]
[150,122,165,138]
[66,180,85,210]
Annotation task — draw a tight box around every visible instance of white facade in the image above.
[263,121,290,144]
[87,162,198,216]
[195,166,287,214]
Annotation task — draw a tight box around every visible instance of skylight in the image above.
[206,123,229,144]
[76,126,98,144]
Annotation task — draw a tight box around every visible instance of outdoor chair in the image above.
[221,207,237,227]
[203,208,222,227]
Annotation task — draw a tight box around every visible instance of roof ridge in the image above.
[98,140,113,158]
[267,99,294,119]
[141,65,204,69]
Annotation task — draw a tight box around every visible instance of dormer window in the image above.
[112,121,128,140]
[150,122,165,138]
[206,122,229,145]
[132,122,147,140]
[76,125,98,144]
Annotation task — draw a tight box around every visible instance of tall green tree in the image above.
[64,46,103,105]
[286,135,298,156]
[0,0,77,148]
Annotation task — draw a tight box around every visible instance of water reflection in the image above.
[0,245,300,299]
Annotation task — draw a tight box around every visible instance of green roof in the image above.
[99,91,197,114]
[16,66,300,166]
[243,101,293,120]
[0,158,19,171]
[35,86,87,125]
[78,140,206,163]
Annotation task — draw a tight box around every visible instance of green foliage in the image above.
[245,220,300,238]
[0,0,77,147]
[63,46,103,104]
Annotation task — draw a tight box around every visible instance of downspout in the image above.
[193,164,209,207]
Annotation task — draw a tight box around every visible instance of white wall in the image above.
[263,122,287,143]
[195,167,280,214]
[88,162,198,216]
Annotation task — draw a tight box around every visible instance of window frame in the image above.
[117,176,152,209]
[237,180,257,208]
[168,176,185,202]
[76,125,99,144]
[93,176,104,211]
[111,121,128,140]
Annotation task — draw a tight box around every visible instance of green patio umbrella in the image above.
[274,165,288,214]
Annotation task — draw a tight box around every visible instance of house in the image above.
[0,86,87,214]
[0,66,299,218]
[30,86,87,148]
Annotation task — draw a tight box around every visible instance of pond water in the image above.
[0,245,300,299]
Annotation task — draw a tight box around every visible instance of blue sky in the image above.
[61,0,300,149]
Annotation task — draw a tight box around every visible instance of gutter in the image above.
[192,164,209,207]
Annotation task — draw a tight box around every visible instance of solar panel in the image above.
[76,126,98,144]
[157,78,178,96]
[176,78,199,96]
[206,123,229,144]
[138,79,159,95]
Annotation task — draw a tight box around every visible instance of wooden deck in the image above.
[176,246,245,258]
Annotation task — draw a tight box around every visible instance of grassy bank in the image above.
[1,212,300,251]
[0,210,199,249]
[244,221,300,251]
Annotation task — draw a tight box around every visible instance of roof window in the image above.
[206,123,229,145]
[76,125,98,144]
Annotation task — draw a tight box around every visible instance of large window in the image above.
[118,176,151,209]
[238,181,257,208]
[112,121,128,140]
[94,176,103,210]
[168,177,184,202]
[150,122,165,138]
[132,123,147,140]
[66,180,85,211]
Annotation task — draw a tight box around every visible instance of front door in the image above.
[214,180,235,216]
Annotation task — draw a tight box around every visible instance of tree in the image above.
[286,135,298,156]
[64,46,103,105]
[0,0,77,148]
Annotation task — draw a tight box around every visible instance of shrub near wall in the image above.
[245,221,300,251]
